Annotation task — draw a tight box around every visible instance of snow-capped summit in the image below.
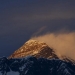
[9,40,58,59]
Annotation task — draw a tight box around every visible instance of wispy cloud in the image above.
[32,26,47,36]
[31,32,75,60]
[13,10,75,22]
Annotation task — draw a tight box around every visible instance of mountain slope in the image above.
[9,39,75,66]
[9,40,58,59]
[0,56,75,75]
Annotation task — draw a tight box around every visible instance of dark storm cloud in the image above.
[0,0,75,57]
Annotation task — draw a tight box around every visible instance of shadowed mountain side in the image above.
[0,56,75,75]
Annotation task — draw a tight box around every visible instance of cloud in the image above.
[32,26,47,36]
[31,32,75,60]
[13,10,75,22]
[14,1,75,21]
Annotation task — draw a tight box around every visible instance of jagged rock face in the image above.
[0,56,75,75]
[61,56,75,65]
[9,40,58,59]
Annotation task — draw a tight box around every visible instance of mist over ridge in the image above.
[31,32,75,60]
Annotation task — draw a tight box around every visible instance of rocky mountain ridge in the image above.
[0,56,75,75]
[9,40,75,64]
[9,40,58,59]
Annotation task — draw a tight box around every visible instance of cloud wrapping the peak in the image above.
[31,32,75,60]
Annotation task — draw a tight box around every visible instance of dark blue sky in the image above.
[0,0,75,57]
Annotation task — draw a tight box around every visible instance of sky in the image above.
[0,0,75,58]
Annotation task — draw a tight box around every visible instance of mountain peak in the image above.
[25,39,48,48]
[9,40,58,59]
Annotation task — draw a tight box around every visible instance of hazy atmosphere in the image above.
[0,0,75,58]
